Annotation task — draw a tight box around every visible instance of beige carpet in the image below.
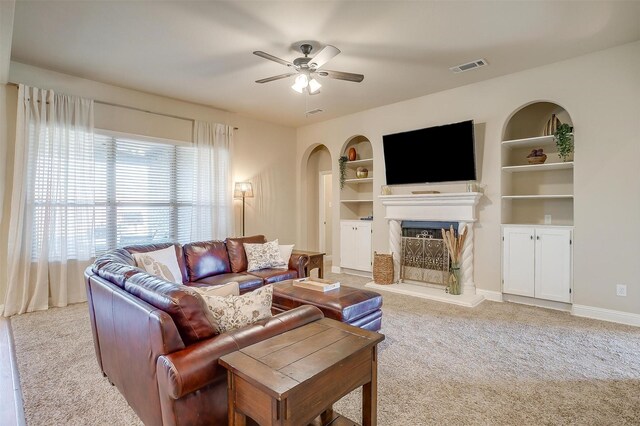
[10,273,640,425]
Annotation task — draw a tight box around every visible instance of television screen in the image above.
[382,120,476,185]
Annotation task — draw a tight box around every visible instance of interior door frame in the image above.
[318,171,332,256]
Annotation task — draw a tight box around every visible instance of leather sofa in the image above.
[84,235,322,425]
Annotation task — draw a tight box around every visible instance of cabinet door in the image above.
[535,228,572,303]
[354,222,372,272]
[503,227,535,297]
[340,222,355,269]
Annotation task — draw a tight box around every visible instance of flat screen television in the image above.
[382,120,476,185]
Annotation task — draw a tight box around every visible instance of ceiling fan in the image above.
[253,43,364,94]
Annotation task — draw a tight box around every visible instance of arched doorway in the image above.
[305,145,332,258]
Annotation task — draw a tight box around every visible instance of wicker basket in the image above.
[373,252,394,285]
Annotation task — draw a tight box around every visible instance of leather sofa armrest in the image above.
[157,305,324,399]
[290,252,309,277]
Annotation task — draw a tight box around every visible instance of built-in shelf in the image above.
[344,177,373,184]
[341,199,374,203]
[502,195,574,200]
[502,134,555,149]
[344,158,373,168]
[502,162,574,173]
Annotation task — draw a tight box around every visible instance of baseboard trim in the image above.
[572,304,640,327]
[476,289,503,302]
[331,266,341,274]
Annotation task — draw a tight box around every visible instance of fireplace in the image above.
[400,221,458,287]
[367,192,484,307]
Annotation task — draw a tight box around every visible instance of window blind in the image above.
[93,133,198,254]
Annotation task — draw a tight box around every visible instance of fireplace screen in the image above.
[400,225,455,286]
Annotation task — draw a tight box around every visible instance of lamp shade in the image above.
[234,182,254,198]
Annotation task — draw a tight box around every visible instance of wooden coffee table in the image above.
[219,318,384,426]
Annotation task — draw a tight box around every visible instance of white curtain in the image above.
[3,85,95,317]
[191,121,233,240]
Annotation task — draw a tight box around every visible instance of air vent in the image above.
[449,59,488,73]
[306,108,323,115]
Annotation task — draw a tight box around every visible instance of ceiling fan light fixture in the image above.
[291,74,309,93]
[291,82,305,93]
[308,78,322,94]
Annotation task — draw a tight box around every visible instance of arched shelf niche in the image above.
[340,135,374,221]
[501,101,574,226]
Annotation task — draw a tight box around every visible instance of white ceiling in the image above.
[9,1,640,127]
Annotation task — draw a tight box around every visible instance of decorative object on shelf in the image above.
[381,185,392,195]
[441,224,467,295]
[411,190,440,194]
[356,167,368,178]
[554,123,574,162]
[526,148,547,164]
[466,182,478,192]
[347,147,357,161]
[373,252,394,285]
[233,182,254,236]
[542,114,561,136]
[338,155,347,189]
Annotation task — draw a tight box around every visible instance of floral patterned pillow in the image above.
[200,285,273,333]
[243,240,283,272]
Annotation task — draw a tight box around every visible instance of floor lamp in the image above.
[234,182,254,236]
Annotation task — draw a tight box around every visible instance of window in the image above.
[93,133,204,254]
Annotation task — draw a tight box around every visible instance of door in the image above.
[340,222,355,268]
[318,172,332,256]
[503,226,535,297]
[535,228,572,303]
[354,222,372,272]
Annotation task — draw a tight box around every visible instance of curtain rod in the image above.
[8,82,238,130]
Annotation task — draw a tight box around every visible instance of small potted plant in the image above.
[338,156,348,189]
[554,123,574,162]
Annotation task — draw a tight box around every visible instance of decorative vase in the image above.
[356,167,368,178]
[447,262,462,295]
[347,147,357,161]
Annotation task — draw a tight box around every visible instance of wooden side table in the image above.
[292,250,325,278]
[219,318,384,426]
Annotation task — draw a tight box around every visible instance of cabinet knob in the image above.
[536,236,540,240]
[530,235,533,240]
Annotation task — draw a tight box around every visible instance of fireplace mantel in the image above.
[368,191,484,307]
[380,192,482,222]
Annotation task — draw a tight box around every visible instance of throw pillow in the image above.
[200,285,273,333]
[132,246,182,284]
[274,244,295,270]
[244,239,283,272]
[192,281,240,298]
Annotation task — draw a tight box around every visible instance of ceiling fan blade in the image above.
[309,45,340,69]
[318,70,364,83]
[255,73,297,83]
[253,51,294,67]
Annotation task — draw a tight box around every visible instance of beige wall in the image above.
[296,41,640,315]
[0,63,297,302]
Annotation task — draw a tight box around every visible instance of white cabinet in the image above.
[340,220,372,272]
[503,226,572,303]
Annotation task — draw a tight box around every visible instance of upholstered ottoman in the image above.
[272,280,383,331]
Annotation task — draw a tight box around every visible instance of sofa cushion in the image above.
[199,285,273,333]
[226,235,266,273]
[94,262,141,288]
[192,282,240,298]
[191,272,263,294]
[132,246,183,284]
[125,273,217,344]
[92,248,135,273]
[248,268,298,284]
[183,240,231,281]
[244,239,282,272]
[125,243,188,283]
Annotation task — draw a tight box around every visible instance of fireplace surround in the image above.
[366,192,484,307]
